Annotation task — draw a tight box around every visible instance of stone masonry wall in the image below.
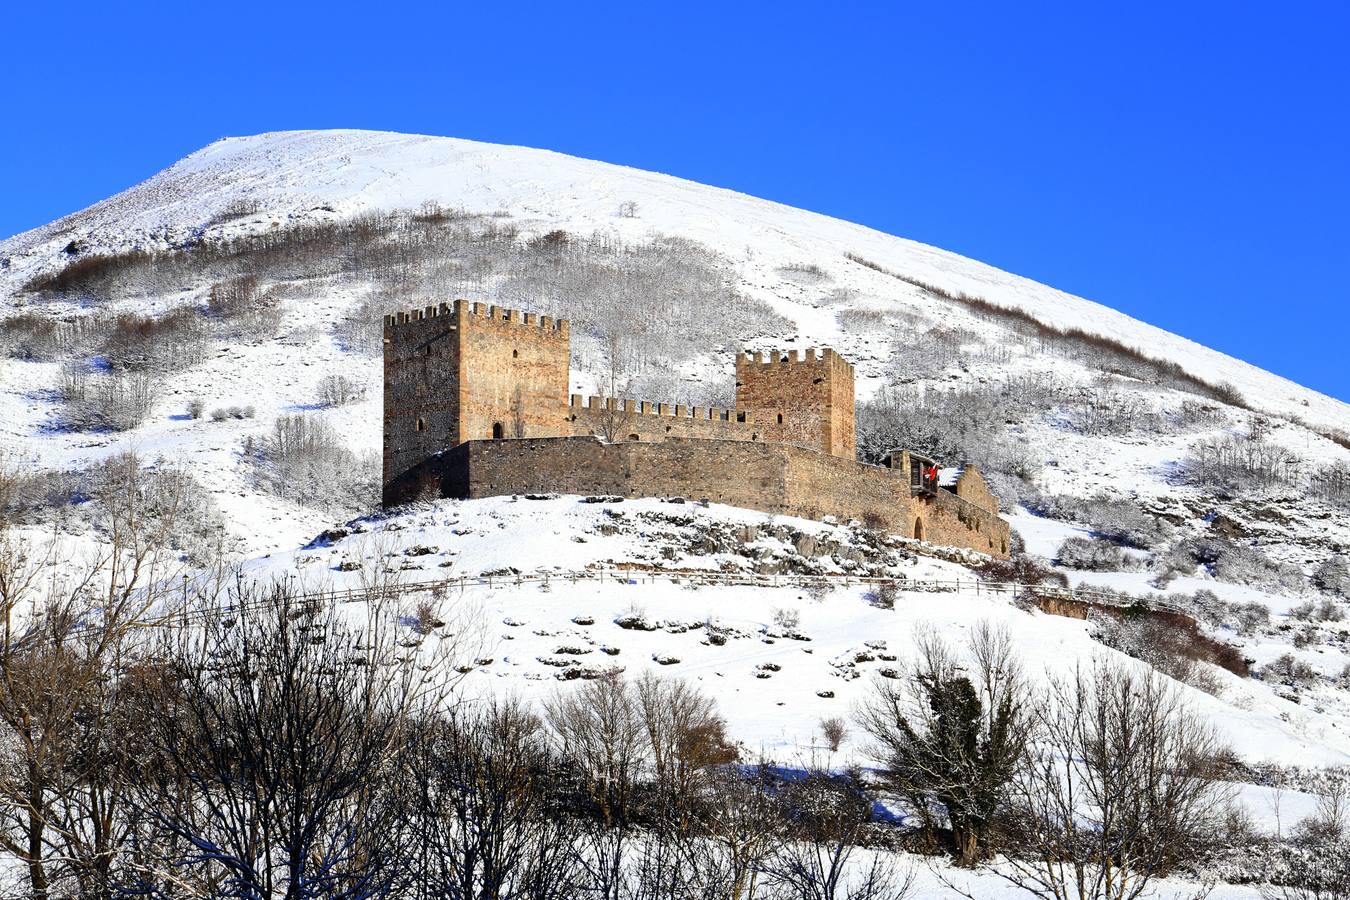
[954,468,1000,519]
[455,302,570,442]
[383,303,461,498]
[446,436,1009,557]
[567,396,757,443]
[735,349,856,459]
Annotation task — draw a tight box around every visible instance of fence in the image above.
[184,566,1183,621]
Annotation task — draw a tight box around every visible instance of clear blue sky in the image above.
[4,2,1347,402]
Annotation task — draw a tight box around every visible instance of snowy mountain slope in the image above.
[3,129,1347,432]
[227,493,1350,784]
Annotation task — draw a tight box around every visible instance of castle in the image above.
[382,300,1010,558]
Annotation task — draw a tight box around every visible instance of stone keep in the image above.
[382,300,569,502]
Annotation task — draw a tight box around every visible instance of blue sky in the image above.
[4,1,1347,401]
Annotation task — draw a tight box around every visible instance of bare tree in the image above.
[758,768,914,900]
[856,622,1032,866]
[0,454,188,899]
[544,673,648,899]
[1261,769,1350,900]
[126,582,454,899]
[999,661,1231,900]
[396,697,581,900]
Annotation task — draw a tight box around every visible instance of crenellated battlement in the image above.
[384,299,569,335]
[569,394,747,423]
[737,347,852,371]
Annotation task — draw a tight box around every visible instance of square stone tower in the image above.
[382,300,570,504]
[734,348,856,459]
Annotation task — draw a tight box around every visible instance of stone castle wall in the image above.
[735,349,856,458]
[383,303,461,493]
[381,301,1009,558]
[421,436,1009,557]
[566,395,757,443]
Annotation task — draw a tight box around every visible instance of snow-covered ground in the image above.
[212,496,1350,782]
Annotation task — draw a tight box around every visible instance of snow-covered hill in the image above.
[3,129,1347,430]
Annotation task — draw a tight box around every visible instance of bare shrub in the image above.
[771,606,801,633]
[1163,535,1307,595]
[1314,556,1350,599]
[1002,663,1232,900]
[102,307,207,371]
[617,200,639,218]
[0,313,60,359]
[186,397,204,419]
[253,413,377,514]
[207,275,281,338]
[975,553,1069,589]
[856,384,1043,497]
[21,249,157,299]
[205,197,263,225]
[866,581,898,610]
[1312,461,1350,508]
[333,293,386,355]
[820,716,848,752]
[1091,613,1235,693]
[1056,536,1135,571]
[62,369,159,432]
[1033,494,1170,550]
[1260,653,1318,688]
[837,306,891,332]
[316,373,366,407]
[1184,434,1302,494]
[759,768,914,900]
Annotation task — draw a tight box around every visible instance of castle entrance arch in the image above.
[913,517,924,541]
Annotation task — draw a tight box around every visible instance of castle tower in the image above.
[382,300,570,504]
[735,348,856,459]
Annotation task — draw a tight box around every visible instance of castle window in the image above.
[512,349,518,358]
[776,413,783,424]
[628,433,640,441]
[492,422,504,439]
[415,417,426,432]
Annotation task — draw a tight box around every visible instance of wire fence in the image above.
[257,566,1185,618]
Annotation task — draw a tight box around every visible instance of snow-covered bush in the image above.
[855,383,1042,500]
[1313,556,1350,599]
[1056,536,1135,571]
[208,275,282,338]
[1183,434,1302,494]
[102,308,207,372]
[1092,614,1229,694]
[1063,380,1161,436]
[771,607,801,633]
[252,413,377,514]
[1233,600,1271,634]
[59,366,159,432]
[1035,493,1169,549]
[1260,653,1318,688]
[1161,536,1307,594]
[186,398,204,419]
[316,373,366,407]
[1312,462,1350,508]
